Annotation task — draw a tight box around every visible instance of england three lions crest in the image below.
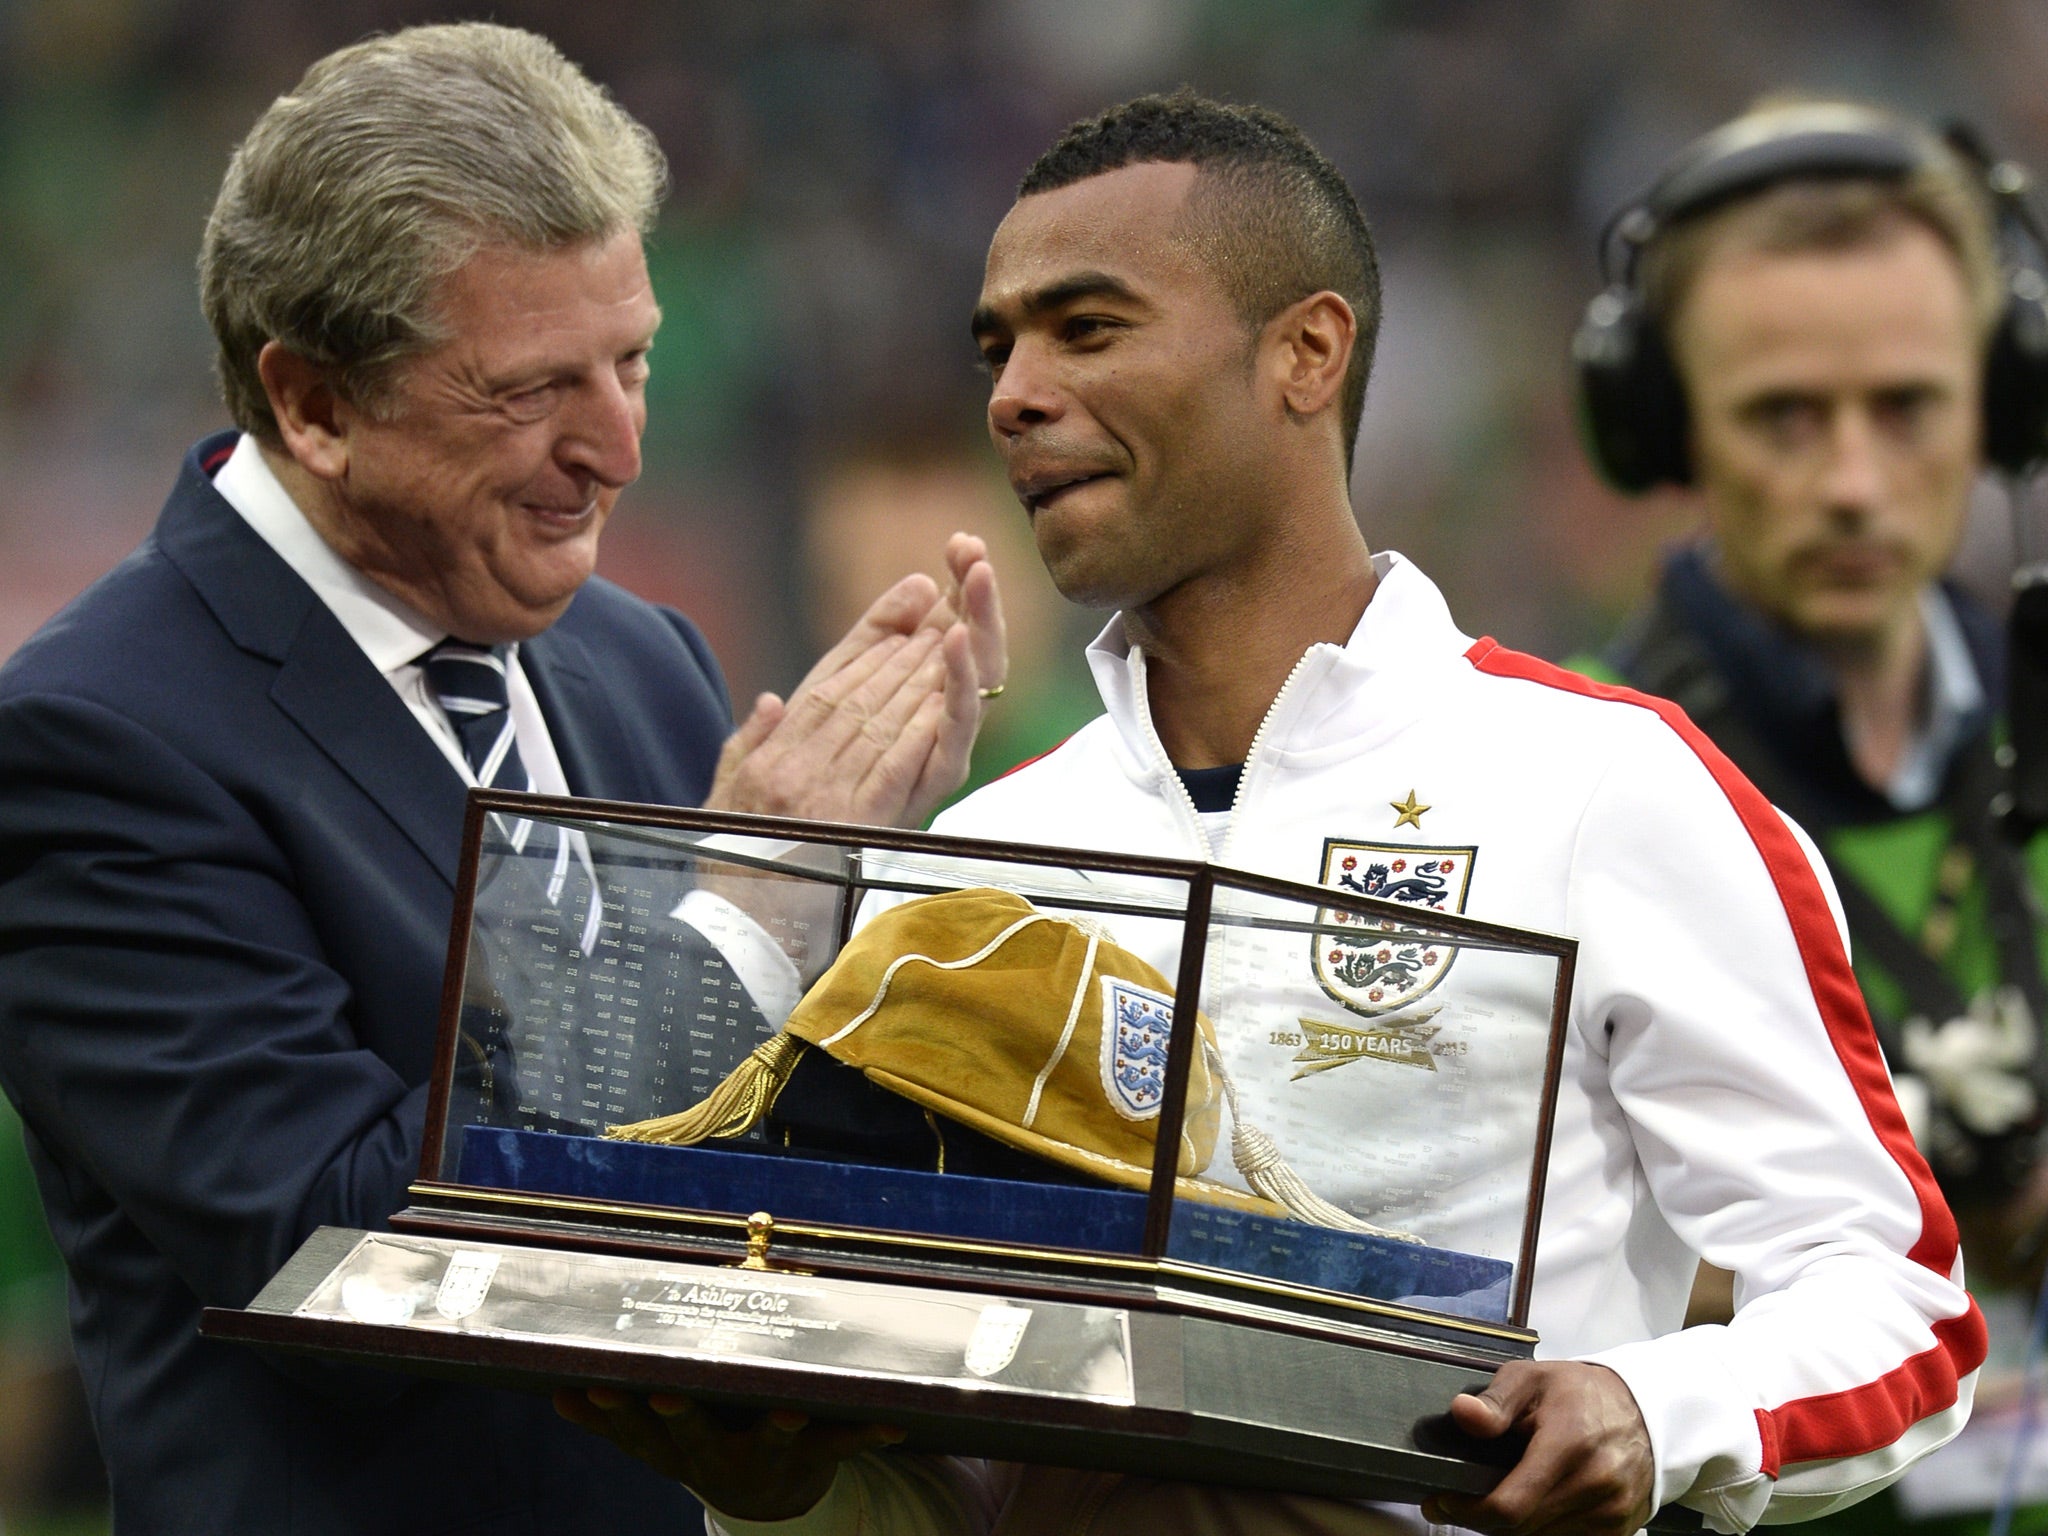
[1314,839,1475,1017]
[1099,977,1175,1120]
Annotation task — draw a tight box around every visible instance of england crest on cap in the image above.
[1100,977,1177,1121]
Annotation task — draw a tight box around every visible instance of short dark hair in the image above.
[1019,91,1380,469]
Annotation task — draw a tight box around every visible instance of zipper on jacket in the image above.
[1128,651,1211,858]
[1217,646,1321,866]
[1129,643,1324,863]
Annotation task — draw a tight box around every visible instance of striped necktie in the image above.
[421,641,597,950]
[421,640,533,795]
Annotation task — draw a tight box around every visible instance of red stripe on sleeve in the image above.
[1464,637,1986,1466]
[1769,1310,1987,1470]
[1753,1408,1782,1480]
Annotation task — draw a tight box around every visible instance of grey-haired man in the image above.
[0,23,1000,1535]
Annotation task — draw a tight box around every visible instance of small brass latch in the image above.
[732,1210,810,1274]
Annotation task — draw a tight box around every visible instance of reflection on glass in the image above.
[1160,881,1555,1323]
[431,804,1566,1329]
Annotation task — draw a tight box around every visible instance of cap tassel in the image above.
[1217,1068,1420,1243]
[606,1032,806,1145]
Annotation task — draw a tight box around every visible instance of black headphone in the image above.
[1573,103,2048,493]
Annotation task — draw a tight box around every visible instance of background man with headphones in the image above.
[1574,100,2048,1529]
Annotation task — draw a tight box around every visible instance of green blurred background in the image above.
[5,1,2048,1528]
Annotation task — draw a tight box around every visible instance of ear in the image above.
[1265,290,1357,422]
[257,341,354,481]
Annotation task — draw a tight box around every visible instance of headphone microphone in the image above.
[1946,124,2048,836]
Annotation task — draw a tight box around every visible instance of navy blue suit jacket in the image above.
[0,435,728,1533]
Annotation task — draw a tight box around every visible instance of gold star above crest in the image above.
[1390,789,1430,830]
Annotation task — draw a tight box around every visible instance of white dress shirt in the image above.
[1885,584,1987,812]
[212,433,573,796]
[211,433,801,1017]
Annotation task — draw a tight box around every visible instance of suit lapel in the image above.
[270,613,468,888]
[158,440,468,888]
[522,624,640,802]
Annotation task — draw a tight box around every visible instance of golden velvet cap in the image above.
[610,887,1286,1216]
[785,886,1249,1198]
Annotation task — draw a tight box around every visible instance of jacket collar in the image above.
[158,433,321,665]
[1659,544,1996,818]
[1083,551,1472,776]
[158,433,469,887]
[520,617,642,803]
[212,432,443,677]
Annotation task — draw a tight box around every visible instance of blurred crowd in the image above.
[7,0,2048,1528]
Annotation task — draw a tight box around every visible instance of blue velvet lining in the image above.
[1167,1204,1511,1321]
[458,1123,1148,1253]
[456,1125,1511,1321]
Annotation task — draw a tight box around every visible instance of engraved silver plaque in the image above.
[295,1231,1134,1404]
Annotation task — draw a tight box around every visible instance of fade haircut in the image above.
[1019,91,1381,469]
[200,22,668,441]
[1643,100,2004,352]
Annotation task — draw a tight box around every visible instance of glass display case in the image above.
[204,787,1579,1505]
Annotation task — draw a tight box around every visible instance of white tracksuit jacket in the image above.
[712,552,1984,1536]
